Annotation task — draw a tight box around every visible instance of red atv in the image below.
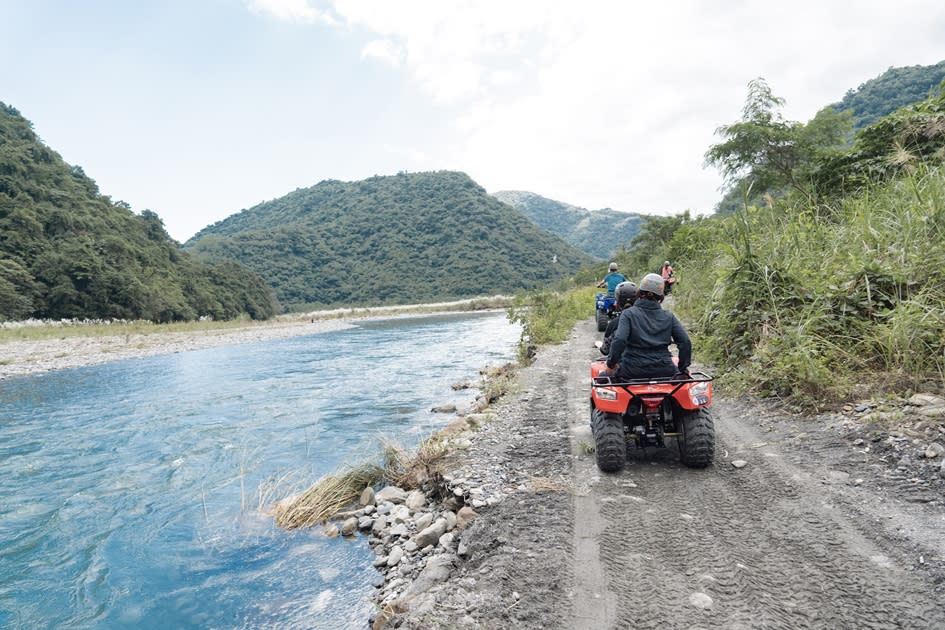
[589,359,715,472]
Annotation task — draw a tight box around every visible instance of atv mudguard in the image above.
[589,359,713,413]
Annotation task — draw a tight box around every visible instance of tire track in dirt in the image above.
[567,319,945,629]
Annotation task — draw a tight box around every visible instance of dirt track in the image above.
[569,317,945,629]
[395,317,945,628]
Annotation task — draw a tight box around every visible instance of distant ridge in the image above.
[185,171,594,308]
[493,190,644,259]
[831,60,945,129]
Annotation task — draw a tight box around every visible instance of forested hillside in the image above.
[185,172,593,308]
[832,60,945,129]
[492,190,643,259]
[0,103,277,322]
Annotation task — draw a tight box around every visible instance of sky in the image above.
[3,1,945,242]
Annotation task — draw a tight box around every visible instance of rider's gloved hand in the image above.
[673,370,691,380]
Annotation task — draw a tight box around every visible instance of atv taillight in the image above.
[595,387,617,401]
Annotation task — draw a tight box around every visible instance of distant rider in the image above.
[599,281,637,356]
[605,273,691,379]
[660,260,676,295]
[597,262,626,295]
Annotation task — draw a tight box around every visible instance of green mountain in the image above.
[0,102,277,322]
[184,171,594,308]
[491,191,644,260]
[832,60,945,129]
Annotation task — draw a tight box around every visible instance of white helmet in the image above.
[639,273,665,296]
[608,262,618,271]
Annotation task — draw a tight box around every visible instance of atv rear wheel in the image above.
[596,309,608,332]
[677,407,715,468]
[595,412,626,473]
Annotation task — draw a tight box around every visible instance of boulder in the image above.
[387,545,404,567]
[372,515,389,535]
[342,516,359,537]
[375,486,407,504]
[908,393,945,407]
[390,505,411,524]
[401,554,457,598]
[359,486,376,507]
[925,442,945,459]
[405,490,427,511]
[413,518,448,549]
[414,512,434,531]
[456,506,478,530]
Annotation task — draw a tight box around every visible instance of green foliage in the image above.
[814,88,945,195]
[0,102,277,322]
[677,168,945,408]
[705,78,853,202]
[185,172,594,309]
[624,212,695,278]
[506,286,596,363]
[832,60,945,130]
[492,190,644,259]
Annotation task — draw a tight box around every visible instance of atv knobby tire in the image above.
[596,309,609,332]
[677,407,715,468]
[595,412,626,473]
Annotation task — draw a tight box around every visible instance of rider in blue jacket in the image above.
[597,262,626,295]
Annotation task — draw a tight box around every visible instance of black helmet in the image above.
[615,281,637,307]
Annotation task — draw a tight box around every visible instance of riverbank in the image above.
[0,298,511,380]
[0,318,353,380]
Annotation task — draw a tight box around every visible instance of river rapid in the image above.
[0,311,520,629]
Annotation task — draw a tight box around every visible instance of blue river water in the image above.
[0,311,521,629]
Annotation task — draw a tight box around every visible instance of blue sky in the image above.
[4,0,945,241]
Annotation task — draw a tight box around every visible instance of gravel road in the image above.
[388,317,945,628]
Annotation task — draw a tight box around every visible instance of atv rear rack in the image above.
[591,371,713,388]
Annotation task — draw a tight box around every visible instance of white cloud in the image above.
[361,39,403,68]
[261,0,945,215]
[246,0,335,24]
[383,144,427,163]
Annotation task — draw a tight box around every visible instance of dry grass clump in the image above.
[530,475,588,496]
[273,463,382,530]
[473,362,518,411]
[273,435,452,531]
[380,436,449,491]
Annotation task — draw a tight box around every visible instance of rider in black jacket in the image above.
[606,273,691,379]
[599,281,637,356]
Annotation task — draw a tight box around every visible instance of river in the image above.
[0,311,520,629]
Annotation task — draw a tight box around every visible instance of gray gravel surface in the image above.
[382,318,945,629]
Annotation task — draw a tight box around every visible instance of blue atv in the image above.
[595,292,617,331]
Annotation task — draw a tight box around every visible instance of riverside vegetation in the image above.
[610,77,945,409]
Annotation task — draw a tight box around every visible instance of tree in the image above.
[705,78,852,202]
[625,212,692,275]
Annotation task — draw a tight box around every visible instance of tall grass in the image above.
[506,286,596,363]
[683,167,945,407]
